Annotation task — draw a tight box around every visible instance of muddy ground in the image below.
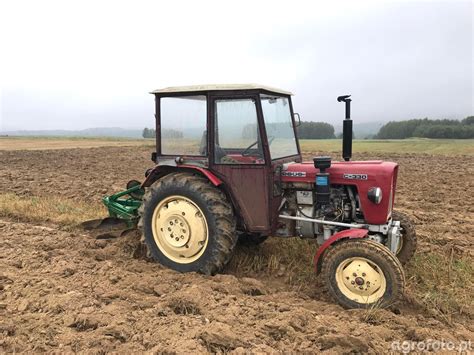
[1,146,473,353]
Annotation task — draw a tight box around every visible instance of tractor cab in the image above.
[148,84,302,234]
[150,84,301,164]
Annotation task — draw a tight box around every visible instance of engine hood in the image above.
[281,160,397,183]
[281,160,399,224]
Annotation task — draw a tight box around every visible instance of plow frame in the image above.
[102,184,143,228]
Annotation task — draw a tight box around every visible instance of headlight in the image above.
[368,187,383,204]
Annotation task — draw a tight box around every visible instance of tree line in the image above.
[142,128,183,138]
[145,121,338,140]
[297,121,336,139]
[144,117,474,140]
[376,117,474,139]
[242,121,336,140]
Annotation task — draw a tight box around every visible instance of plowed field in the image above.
[1,143,473,353]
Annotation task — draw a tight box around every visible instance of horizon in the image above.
[2,116,472,141]
[1,116,471,134]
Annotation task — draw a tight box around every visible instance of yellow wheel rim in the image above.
[335,257,387,304]
[151,195,208,264]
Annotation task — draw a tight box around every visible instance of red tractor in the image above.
[96,84,416,309]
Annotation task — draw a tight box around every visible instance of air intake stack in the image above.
[337,95,352,162]
[313,156,332,206]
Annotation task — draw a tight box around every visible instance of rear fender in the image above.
[141,165,223,188]
[314,228,368,274]
[141,165,251,233]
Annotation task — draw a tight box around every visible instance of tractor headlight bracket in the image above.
[387,221,401,253]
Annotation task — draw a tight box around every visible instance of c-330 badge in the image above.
[281,171,307,177]
[343,173,368,180]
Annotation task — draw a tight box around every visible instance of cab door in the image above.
[208,94,272,234]
[259,93,302,233]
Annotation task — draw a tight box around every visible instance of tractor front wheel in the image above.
[138,173,237,275]
[321,239,405,309]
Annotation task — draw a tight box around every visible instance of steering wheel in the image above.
[242,136,274,157]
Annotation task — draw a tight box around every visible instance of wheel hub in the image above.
[163,215,190,247]
[151,196,208,264]
[335,257,386,303]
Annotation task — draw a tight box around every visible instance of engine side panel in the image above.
[281,161,398,225]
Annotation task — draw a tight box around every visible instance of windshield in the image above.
[260,94,299,159]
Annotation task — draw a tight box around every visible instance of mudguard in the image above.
[141,164,223,188]
[314,228,369,274]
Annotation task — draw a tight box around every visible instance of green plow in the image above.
[82,180,144,239]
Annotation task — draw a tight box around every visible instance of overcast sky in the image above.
[0,0,472,131]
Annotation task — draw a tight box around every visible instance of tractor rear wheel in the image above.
[321,239,405,309]
[138,173,237,275]
[392,210,417,264]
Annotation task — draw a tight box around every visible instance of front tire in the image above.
[321,239,405,309]
[138,173,237,275]
[392,210,417,264]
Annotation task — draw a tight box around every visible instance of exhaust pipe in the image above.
[337,95,352,161]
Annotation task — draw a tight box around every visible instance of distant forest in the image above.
[143,116,474,140]
[297,122,335,139]
[143,122,337,140]
[142,128,182,138]
[376,116,474,139]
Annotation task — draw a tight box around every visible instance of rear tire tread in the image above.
[138,172,237,275]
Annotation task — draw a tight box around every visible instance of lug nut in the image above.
[170,221,173,225]
[351,281,355,285]
[353,273,357,277]
[167,227,171,231]
[362,273,366,277]
[182,212,185,216]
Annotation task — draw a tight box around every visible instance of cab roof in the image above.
[150,83,292,96]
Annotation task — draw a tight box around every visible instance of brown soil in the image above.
[0,137,152,151]
[1,146,473,353]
